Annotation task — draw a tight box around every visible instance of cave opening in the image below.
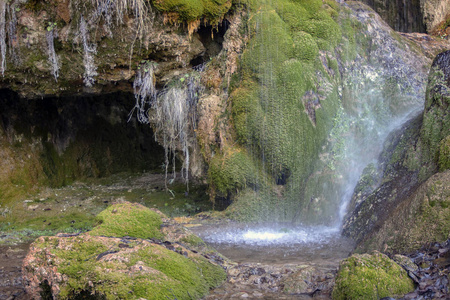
[0,89,166,186]
[190,19,230,68]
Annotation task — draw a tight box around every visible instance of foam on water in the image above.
[192,223,352,265]
[196,223,340,247]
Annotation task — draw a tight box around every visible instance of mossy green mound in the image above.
[439,135,450,171]
[211,0,345,221]
[24,235,226,300]
[22,202,226,299]
[332,251,415,300]
[353,170,450,253]
[152,0,232,22]
[90,202,164,239]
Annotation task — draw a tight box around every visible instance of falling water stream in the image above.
[190,0,428,266]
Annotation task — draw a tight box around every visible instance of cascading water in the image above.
[192,0,429,264]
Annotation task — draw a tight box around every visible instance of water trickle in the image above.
[80,16,98,87]
[153,71,203,189]
[46,28,59,81]
[0,1,6,77]
[6,1,17,64]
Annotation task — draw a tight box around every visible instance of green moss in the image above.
[211,0,348,221]
[151,0,232,22]
[332,251,415,300]
[90,202,164,239]
[208,147,262,195]
[37,235,225,300]
[180,234,207,247]
[439,135,450,171]
[292,31,319,62]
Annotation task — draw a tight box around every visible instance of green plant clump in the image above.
[332,251,415,300]
[151,0,232,22]
[90,202,164,239]
[208,147,261,195]
[209,0,349,220]
[31,235,225,299]
[439,135,450,171]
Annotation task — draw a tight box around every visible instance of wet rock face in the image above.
[343,50,450,253]
[332,251,415,299]
[357,0,450,34]
[358,0,426,33]
[0,0,231,98]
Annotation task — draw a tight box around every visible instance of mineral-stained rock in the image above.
[332,251,415,300]
[21,202,226,299]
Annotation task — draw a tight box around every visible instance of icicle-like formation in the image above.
[0,1,6,76]
[80,16,98,87]
[154,71,204,188]
[7,1,17,61]
[129,61,157,124]
[131,62,203,189]
[46,26,59,81]
[87,0,151,39]
[155,87,190,187]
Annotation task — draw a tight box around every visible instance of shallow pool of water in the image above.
[191,223,355,267]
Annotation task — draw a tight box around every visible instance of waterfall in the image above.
[80,16,98,87]
[46,26,59,81]
[0,1,6,76]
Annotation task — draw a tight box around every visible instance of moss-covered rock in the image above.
[152,0,232,23]
[353,170,450,254]
[332,251,415,300]
[22,202,226,299]
[90,202,164,239]
[439,135,450,171]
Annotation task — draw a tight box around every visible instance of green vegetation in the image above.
[90,202,164,239]
[208,147,262,195]
[151,0,232,23]
[439,135,450,171]
[210,0,355,221]
[332,251,415,300]
[24,202,226,299]
[33,235,225,300]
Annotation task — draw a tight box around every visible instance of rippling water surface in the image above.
[191,223,355,267]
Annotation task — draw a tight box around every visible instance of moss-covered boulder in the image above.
[351,170,450,253]
[22,202,226,299]
[332,251,415,300]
